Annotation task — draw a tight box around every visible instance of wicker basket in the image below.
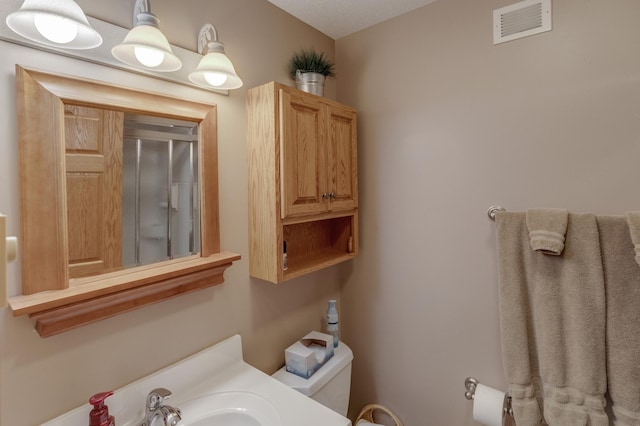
[355,404,403,426]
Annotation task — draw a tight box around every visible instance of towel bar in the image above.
[488,206,506,221]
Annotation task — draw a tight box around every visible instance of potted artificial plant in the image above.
[288,48,335,96]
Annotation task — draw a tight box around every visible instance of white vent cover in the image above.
[493,0,552,45]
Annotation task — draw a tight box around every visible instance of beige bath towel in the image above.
[495,212,608,426]
[596,216,640,426]
[625,211,640,266]
[526,208,568,255]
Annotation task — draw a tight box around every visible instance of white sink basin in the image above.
[42,335,350,426]
[178,391,282,426]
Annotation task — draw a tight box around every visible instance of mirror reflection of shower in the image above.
[122,114,200,268]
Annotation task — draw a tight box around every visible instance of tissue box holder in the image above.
[285,331,334,379]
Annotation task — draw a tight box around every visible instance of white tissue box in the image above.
[285,331,334,379]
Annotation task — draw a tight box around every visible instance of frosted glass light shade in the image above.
[6,0,102,49]
[111,17,182,72]
[189,49,243,90]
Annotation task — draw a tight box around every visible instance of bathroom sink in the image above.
[42,335,349,426]
[178,391,282,426]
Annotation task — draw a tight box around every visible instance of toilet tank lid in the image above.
[272,341,353,397]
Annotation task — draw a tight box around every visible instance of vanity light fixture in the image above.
[5,0,102,49]
[111,0,181,72]
[188,23,243,90]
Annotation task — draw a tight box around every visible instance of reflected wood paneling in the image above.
[65,105,123,278]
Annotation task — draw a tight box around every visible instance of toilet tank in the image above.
[272,341,353,416]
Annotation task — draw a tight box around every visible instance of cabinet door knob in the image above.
[329,192,337,199]
[322,193,330,199]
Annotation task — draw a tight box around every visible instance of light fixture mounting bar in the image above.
[0,0,228,94]
[197,23,220,55]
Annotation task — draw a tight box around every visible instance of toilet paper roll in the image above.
[356,421,383,426]
[472,384,506,426]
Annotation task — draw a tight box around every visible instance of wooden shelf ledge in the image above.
[8,251,240,337]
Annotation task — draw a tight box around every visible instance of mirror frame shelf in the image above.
[9,65,240,337]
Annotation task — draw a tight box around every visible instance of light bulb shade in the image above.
[6,0,102,49]
[189,51,243,90]
[111,22,182,72]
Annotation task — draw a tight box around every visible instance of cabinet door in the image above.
[279,89,328,218]
[327,103,358,211]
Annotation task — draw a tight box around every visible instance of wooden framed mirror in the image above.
[8,65,240,337]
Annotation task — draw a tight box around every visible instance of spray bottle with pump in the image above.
[89,391,115,426]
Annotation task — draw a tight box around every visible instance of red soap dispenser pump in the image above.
[89,391,115,426]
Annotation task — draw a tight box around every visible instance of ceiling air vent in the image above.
[493,0,552,45]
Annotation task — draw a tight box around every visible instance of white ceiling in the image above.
[267,0,440,39]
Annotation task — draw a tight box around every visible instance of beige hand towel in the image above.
[526,208,568,255]
[495,212,608,426]
[625,211,640,266]
[596,216,640,426]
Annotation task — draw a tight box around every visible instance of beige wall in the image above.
[3,0,640,425]
[0,1,341,425]
[337,0,640,424]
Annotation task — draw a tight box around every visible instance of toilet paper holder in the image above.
[464,377,479,400]
[464,377,513,417]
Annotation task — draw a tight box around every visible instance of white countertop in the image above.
[42,335,351,426]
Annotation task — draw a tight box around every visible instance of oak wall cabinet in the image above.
[247,82,358,283]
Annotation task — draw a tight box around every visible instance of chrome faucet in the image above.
[138,388,182,426]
